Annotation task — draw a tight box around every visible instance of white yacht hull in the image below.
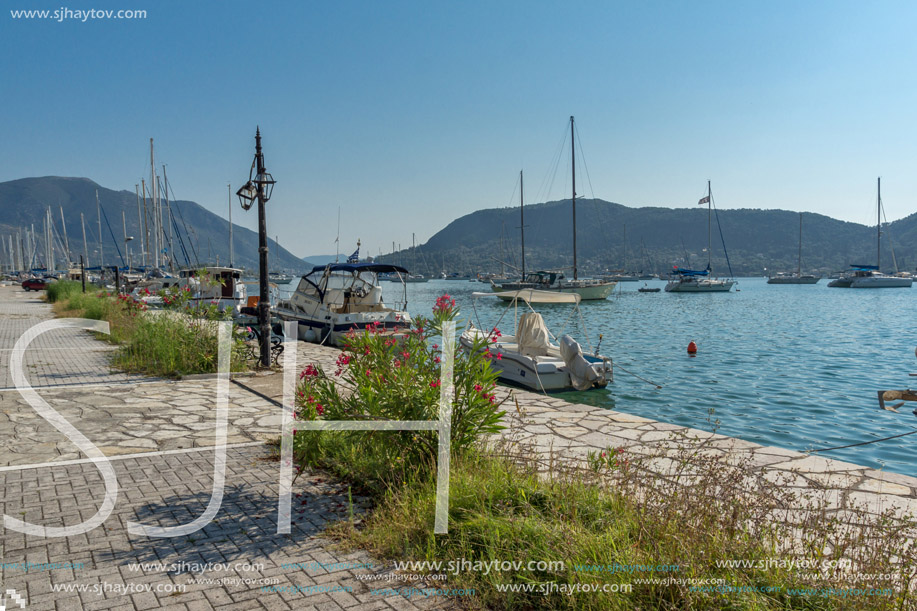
[850,276,912,288]
[493,281,615,301]
[664,278,735,292]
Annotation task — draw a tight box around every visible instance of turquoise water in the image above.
[280,277,917,477]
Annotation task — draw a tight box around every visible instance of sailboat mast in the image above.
[162,164,175,271]
[96,189,103,268]
[877,176,881,272]
[81,213,88,275]
[707,180,712,270]
[135,185,143,268]
[571,116,577,280]
[228,183,233,267]
[122,210,129,269]
[150,138,159,269]
[797,212,802,277]
[520,169,525,279]
[60,206,70,265]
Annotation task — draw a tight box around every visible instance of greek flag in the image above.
[346,247,359,263]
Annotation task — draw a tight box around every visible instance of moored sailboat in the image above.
[828,178,912,289]
[492,117,615,300]
[767,213,820,284]
[665,181,735,293]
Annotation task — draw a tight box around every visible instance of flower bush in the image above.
[293,294,505,485]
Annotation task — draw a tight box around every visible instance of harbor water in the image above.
[280,277,917,477]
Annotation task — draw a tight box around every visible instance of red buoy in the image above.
[687,341,697,354]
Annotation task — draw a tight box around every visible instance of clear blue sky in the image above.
[3,0,917,258]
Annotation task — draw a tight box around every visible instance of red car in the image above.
[21,278,49,291]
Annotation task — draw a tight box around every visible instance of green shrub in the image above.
[45,280,83,303]
[293,294,505,491]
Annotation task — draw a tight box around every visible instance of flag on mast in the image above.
[347,240,360,263]
[698,195,710,205]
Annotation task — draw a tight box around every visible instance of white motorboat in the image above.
[177,267,247,313]
[460,289,612,392]
[274,263,411,346]
[130,267,246,314]
[829,178,912,289]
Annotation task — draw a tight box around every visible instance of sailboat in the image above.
[493,117,615,301]
[828,178,912,289]
[601,224,640,282]
[404,233,429,282]
[767,213,820,284]
[665,181,735,293]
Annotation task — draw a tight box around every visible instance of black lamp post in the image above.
[236,127,276,367]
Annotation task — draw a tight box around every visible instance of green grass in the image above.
[290,429,916,611]
[45,280,84,303]
[112,312,247,377]
[54,290,247,377]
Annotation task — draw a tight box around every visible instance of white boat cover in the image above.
[559,335,602,391]
[516,312,551,356]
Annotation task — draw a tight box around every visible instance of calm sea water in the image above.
[279,277,917,477]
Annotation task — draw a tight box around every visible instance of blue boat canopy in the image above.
[671,265,710,277]
[849,264,879,271]
[308,263,409,275]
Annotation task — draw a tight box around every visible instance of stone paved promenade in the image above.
[0,286,456,611]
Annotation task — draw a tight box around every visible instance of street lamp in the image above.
[236,127,276,367]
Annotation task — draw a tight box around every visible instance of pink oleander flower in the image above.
[434,294,456,314]
[430,379,440,388]
[495,353,502,360]
[315,404,324,416]
[434,356,441,364]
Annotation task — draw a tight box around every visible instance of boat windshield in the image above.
[294,269,379,302]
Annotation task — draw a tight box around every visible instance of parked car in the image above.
[21,278,49,291]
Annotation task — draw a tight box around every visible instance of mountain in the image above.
[375,198,917,277]
[0,177,310,273]
[302,254,340,266]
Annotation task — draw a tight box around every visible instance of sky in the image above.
[3,0,917,259]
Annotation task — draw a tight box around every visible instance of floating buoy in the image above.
[687,341,697,354]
